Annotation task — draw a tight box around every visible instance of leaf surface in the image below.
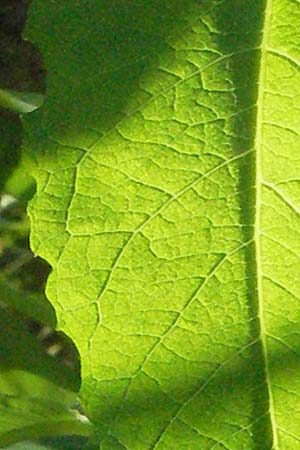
[24,1,300,449]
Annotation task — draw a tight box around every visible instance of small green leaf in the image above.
[0,276,55,326]
[0,89,44,114]
[2,435,89,450]
[0,309,87,447]
[0,395,91,448]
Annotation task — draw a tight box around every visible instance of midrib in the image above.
[255,0,278,448]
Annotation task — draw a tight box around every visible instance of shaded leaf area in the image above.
[24,0,300,450]
[0,113,22,194]
[2,435,89,450]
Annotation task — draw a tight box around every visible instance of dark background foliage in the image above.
[0,0,80,383]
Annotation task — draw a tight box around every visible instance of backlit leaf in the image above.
[24,1,300,449]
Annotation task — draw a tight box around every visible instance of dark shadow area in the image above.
[40,435,88,450]
[26,0,195,148]
[0,0,45,189]
[215,2,270,449]
[0,0,45,93]
[0,111,22,192]
[0,1,31,38]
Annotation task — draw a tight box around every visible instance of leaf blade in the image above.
[23,1,300,449]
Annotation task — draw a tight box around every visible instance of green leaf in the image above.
[0,395,90,448]
[2,435,89,450]
[0,89,44,114]
[0,113,22,192]
[0,309,88,447]
[23,0,300,449]
[0,275,55,326]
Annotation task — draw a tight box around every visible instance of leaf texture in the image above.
[24,1,300,449]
